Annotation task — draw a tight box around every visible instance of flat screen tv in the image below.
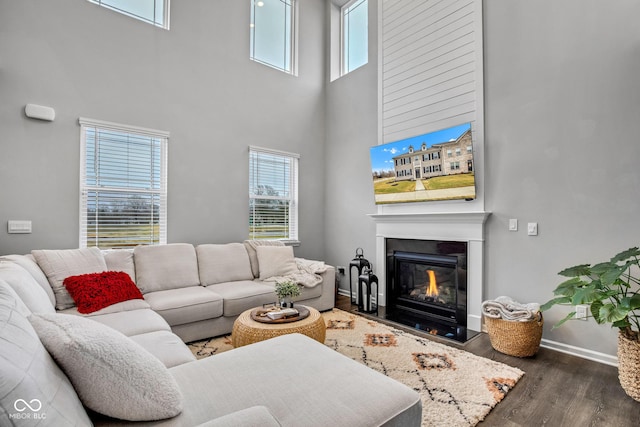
[370,123,475,204]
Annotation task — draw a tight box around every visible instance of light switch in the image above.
[509,219,518,231]
[8,220,32,234]
[527,222,538,236]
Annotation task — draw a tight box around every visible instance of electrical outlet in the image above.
[575,304,588,320]
[336,266,346,275]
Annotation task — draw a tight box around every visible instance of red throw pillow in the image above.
[63,271,143,314]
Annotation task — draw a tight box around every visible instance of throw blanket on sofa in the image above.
[263,258,328,288]
[482,296,540,321]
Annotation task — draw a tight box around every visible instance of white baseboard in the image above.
[337,289,352,299]
[337,289,376,304]
[540,338,618,367]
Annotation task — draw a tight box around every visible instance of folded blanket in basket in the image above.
[482,296,540,321]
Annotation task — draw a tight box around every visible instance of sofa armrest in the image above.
[313,265,336,311]
[195,406,281,427]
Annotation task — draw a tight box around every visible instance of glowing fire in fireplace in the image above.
[426,270,439,297]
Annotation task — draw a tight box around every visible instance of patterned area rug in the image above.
[188,309,524,426]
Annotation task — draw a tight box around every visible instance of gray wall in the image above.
[325,0,640,358]
[2,0,639,358]
[483,0,640,356]
[324,0,378,293]
[0,0,326,260]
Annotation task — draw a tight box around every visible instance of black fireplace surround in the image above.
[385,238,473,342]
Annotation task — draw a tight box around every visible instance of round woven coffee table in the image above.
[231,306,326,348]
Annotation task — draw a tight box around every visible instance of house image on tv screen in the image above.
[393,128,473,181]
[370,122,476,204]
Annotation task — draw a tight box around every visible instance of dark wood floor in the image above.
[335,295,640,426]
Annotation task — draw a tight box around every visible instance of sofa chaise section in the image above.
[91,333,422,427]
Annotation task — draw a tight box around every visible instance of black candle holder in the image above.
[358,266,378,315]
[348,248,370,305]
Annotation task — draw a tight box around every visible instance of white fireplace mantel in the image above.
[368,211,491,332]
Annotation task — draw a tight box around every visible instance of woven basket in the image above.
[617,331,640,402]
[484,312,543,357]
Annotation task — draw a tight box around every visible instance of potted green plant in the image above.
[275,280,301,308]
[541,247,640,401]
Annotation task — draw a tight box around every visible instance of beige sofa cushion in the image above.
[206,281,276,317]
[243,240,284,278]
[195,406,281,427]
[32,247,108,310]
[29,312,184,421]
[129,330,197,368]
[256,245,298,279]
[196,243,254,285]
[103,249,136,281]
[0,254,55,306]
[0,262,55,314]
[59,298,151,317]
[144,287,224,326]
[0,284,92,426]
[134,244,200,293]
[69,307,172,337]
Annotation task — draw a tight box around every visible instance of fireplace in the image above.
[369,211,490,336]
[385,238,474,342]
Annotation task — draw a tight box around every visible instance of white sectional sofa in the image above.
[7,241,335,346]
[0,242,422,426]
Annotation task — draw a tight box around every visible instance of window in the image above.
[456,148,461,156]
[249,146,299,242]
[79,118,168,249]
[88,0,169,29]
[342,0,368,74]
[250,0,296,74]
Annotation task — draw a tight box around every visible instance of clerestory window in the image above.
[250,0,297,74]
[87,0,170,29]
[342,0,368,75]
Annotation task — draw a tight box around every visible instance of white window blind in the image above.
[381,0,483,143]
[88,0,170,29]
[79,118,168,249]
[249,146,299,242]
